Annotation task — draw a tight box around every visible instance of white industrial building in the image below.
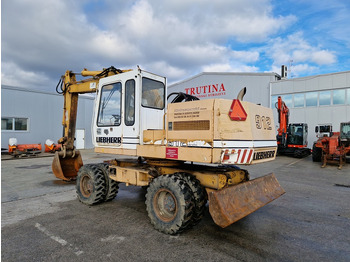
[1,86,94,150]
[169,70,350,146]
[270,71,350,147]
[168,72,279,108]
[2,70,350,151]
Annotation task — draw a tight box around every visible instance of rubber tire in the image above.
[175,172,207,226]
[96,163,119,201]
[312,143,322,162]
[145,175,194,235]
[293,149,302,158]
[76,165,106,205]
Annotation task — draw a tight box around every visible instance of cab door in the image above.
[139,71,166,140]
[302,124,308,147]
[94,81,123,147]
[122,78,139,149]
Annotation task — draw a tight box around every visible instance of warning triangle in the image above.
[229,99,247,121]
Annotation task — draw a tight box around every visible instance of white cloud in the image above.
[291,64,318,75]
[1,62,53,88]
[120,0,155,39]
[265,32,337,76]
[311,50,336,65]
[146,61,187,81]
[141,0,296,42]
[231,51,260,63]
[291,49,336,65]
[1,0,342,90]
[88,31,141,61]
[271,63,318,78]
[202,63,259,73]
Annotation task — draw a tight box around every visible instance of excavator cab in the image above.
[287,123,308,147]
[52,68,166,181]
[315,124,333,138]
[92,70,166,153]
[340,122,350,144]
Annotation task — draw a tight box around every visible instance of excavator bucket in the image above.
[52,151,83,181]
[208,173,285,228]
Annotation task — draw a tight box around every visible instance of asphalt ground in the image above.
[1,150,350,262]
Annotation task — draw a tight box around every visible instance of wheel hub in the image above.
[81,175,93,198]
[154,189,177,222]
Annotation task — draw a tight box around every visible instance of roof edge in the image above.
[169,71,280,87]
[1,85,95,99]
[271,70,350,83]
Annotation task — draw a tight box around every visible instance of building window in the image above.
[271,96,278,108]
[282,94,293,108]
[1,117,29,131]
[347,88,350,104]
[2,118,13,130]
[294,93,305,107]
[333,89,345,105]
[319,91,331,106]
[306,92,318,107]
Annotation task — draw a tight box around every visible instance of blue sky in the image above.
[2,0,350,91]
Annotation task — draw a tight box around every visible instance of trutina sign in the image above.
[184,83,226,98]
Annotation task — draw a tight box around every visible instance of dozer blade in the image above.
[208,173,285,228]
[52,151,83,181]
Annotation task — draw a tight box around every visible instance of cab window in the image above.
[125,79,135,126]
[141,77,165,109]
[97,83,121,126]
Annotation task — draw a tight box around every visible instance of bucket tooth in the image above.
[208,173,285,228]
[52,151,83,181]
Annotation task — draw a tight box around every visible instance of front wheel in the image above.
[76,165,106,205]
[145,175,194,234]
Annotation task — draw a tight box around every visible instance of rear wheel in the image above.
[76,165,106,205]
[175,172,207,226]
[97,163,119,201]
[145,175,194,234]
[293,149,303,158]
[312,143,322,162]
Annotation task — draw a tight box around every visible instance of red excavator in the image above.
[312,122,350,169]
[275,96,311,158]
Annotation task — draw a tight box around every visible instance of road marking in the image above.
[286,158,304,167]
[35,223,84,256]
[100,235,125,243]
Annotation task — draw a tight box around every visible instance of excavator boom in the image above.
[52,67,131,181]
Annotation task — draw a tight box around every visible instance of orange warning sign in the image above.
[229,99,247,121]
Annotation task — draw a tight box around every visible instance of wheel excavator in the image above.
[275,96,311,158]
[312,122,350,169]
[51,66,285,234]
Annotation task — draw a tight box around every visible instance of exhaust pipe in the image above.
[236,87,247,101]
